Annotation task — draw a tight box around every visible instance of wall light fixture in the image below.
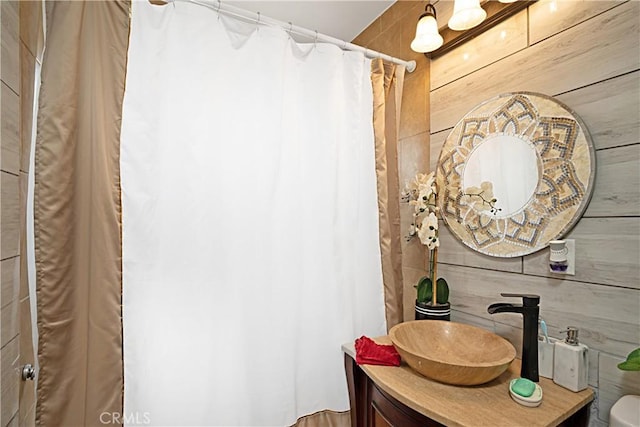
[410,4,443,53]
[448,0,487,31]
[413,1,536,58]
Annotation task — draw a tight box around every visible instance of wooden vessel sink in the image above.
[389,320,516,386]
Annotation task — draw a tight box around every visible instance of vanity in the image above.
[343,336,594,427]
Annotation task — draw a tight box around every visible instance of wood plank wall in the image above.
[1,1,23,425]
[428,1,639,425]
[1,1,41,426]
[355,1,639,425]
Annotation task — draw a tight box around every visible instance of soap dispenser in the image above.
[553,327,588,392]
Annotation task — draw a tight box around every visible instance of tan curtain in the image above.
[294,410,350,427]
[34,1,130,425]
[371,58,406,331]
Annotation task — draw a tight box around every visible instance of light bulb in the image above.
[411,13,443,53]
[448,0,487,31]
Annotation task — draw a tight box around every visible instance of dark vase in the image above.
[415,300,451,321]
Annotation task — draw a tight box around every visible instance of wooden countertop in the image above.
[344,336,594,427]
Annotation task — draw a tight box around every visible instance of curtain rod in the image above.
[163,0,416,73]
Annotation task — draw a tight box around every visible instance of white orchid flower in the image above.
[420,172,436,194]
[403,172,437,207]
[405,171,442,248]
[418,185,433,203]
[418,212,439,248]
[408,222,417,237]
[409,199,428,214]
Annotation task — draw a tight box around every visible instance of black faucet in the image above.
[487,293,540,382]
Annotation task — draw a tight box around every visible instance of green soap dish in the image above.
[511,378,536,398]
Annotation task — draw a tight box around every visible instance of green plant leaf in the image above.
[618,348,640,371]
[416,276,431,303]
[436,278,449,304]
[415,276,449,304]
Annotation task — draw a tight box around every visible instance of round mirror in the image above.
[436,92,596,258]
[462,134,539,218]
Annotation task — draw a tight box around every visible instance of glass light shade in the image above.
[448,0,487,31]
[410,14,443,53]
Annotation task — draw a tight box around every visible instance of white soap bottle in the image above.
[553,327,588,392]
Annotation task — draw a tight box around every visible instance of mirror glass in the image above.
[462,134,539,218]
[436,92,596,258]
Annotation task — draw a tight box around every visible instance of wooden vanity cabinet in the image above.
[369,379,443,427]
[345,353,442,427]
[344,350,592,427]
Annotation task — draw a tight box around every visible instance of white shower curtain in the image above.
[120,2,386,426]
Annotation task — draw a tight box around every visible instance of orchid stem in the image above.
[431,248,438,305]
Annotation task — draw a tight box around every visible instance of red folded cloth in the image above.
[355,336,401,366]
